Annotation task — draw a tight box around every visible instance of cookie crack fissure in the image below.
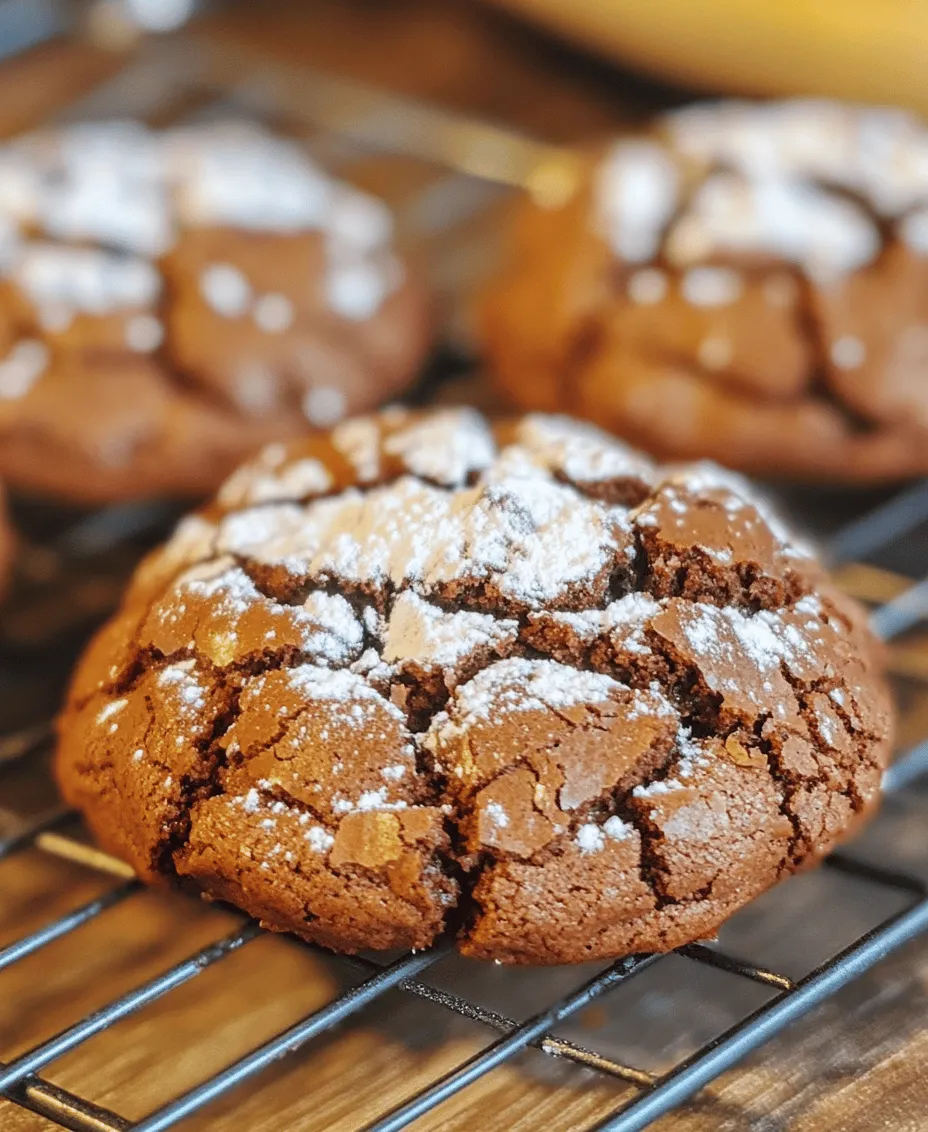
[153,681,241,878]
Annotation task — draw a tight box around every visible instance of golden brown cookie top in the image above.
[57,408,892,963]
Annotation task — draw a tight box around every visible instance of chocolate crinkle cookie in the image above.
[483,98,928,482]
[0,121,430,504]
[56,408,893,964]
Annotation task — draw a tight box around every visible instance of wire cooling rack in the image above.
[1,15,928,1132]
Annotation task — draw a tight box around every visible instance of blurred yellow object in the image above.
[489,0,928,111]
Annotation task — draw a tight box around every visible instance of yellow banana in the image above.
[489,0,928,112]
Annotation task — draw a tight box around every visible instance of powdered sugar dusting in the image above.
[332,415,382,482]
[97,698,128,724]
[595,140,679,263]
[0,339,48,399]
[167,557,363,666]
[681,266,743,307]
[669,601,821,707]
[302,385,347,427]
[603,815,633,841]
[217,461,625,612]
[125,313,163,352]
[513,414,655,487]
[12,243,160,327]
[632,776,686,798]
[200,262,251,317]
[217,446,333,509]
[536,592,660,656]
[423,658,625,750]
[382,408,495,486]
[666,172,879,281]
[304,825,334,852]
[253,292,294,333]
[576,815,635,852]
[485,801,510,829]
[301,591,366,663]
[668,98,928,218]
[284,664,404,717]
[594,100,919,279]
[575,823,605,853]
[658,460,812,558]
[383,591,518,672]
[0,118,404,333]
[156,660,207,714]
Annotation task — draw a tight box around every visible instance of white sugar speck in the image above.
[633,778,685,798]
[303,385,347,426]
[485,801,510,828]
[603,815,633,841]
[325,261,387,321]
[200,262,252,317]
[575,823,605,853]
[830,335,866,369]
[125,313,163,352]
[596,140,679,263]
[0,339,48,399]
[97,698,128,724]
[681,266,743,307]
[305,826,334,852]
[627,267,668,305]
[356,788,388,811]
[253,292,294,333]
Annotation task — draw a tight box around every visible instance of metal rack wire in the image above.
[0,16,927,1132]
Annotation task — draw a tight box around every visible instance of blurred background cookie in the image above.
[0,120,431,504]
[482,99,928,482]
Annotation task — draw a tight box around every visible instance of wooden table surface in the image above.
[1,4,927,1130]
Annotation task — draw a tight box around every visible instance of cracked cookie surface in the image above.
[483,98,928,482]
[55,407,893,964]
